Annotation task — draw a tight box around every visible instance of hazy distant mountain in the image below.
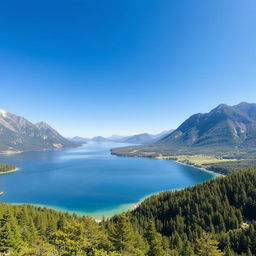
[70,130,173,145]
[122,130,173,144]
[122,133,155,144]
[69,136,89,144]
[91,136,110,142]
[159,102,256,147]
[0,109,78,153]
[106,135,127,142]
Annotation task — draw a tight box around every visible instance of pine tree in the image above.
[145,221,166,256]
[0,211,22,253]
[247,248,253,256]
[196,233,224,256]
[181,241,195,256]
[108,213,135,254]
[224,246,235,256]
[19,239,58,256]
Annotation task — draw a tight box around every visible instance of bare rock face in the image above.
[0,109,78,152]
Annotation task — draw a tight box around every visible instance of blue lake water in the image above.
[0,142,217,218]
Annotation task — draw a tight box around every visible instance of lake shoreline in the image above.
[111,151,225,177]
[6,158,219,221]
[173,160,224,177]
[0,167,19,175]
[0,142,219,220]
[6,191,171,221]
[46,153,220,219]
[7,173,219,221]
[0,145,81,155]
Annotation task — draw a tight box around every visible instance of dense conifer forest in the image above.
[0,169,256,255]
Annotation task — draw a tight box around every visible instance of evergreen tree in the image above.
[145,221,166,256]
[247,248,253,256]
[0,211,22,253]
[196,233,224,256]
[108,213,140,255]
[181,241,195,256]
[223,246,235,256]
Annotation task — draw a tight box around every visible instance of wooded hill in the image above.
[0,169,256,255]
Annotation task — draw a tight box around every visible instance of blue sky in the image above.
[0,0,255,137]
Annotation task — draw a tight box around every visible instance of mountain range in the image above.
[0,109,78,153]
[158,102,256,147]
[69,130,174,145]
[112,102,256,157]
[2,102,256,154]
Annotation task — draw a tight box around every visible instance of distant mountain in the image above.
[106,135,127,142]
[69,130,174,145]
[0,109,78,153]
[122,133,155,144]
[91,136,110,142]
[122,130,173,144]
[159,102,256,147]
[69,136,89,144]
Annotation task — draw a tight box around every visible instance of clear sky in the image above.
[0,0,255,137]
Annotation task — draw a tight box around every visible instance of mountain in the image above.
[106,135,127,142]
[69,130,174,145]
[122,130,173,144]
[91,136,110,142]
[69,136,89,144]
[0,109,78,153]
[111,102,256,159]
[158,102,256,147]
[122,133,155,144]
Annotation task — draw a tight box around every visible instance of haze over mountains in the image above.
[70,130,174,145]
[0,109,78,153]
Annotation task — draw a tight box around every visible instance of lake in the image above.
[0,142,217,218]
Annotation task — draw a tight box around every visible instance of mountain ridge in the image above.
[158,102,256,147]
[69,130,174,145]
[111,102,256,159]
[0,109,78,153]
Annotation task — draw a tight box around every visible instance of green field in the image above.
[174,155,237,166]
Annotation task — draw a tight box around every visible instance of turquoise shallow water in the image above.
[0,142,217,218]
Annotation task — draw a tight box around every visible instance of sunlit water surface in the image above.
[0,142,217,218]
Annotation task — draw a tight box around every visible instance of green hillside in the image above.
[0,169,256,255]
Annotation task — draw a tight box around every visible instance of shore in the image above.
[1,146,221,220]
[9,192,161,222]
[8,170,219,222]
[27,153,222,220]
[174,160,225,177]
[0,144,80,155]
[0,150,23,155]
[7,161,219,222]
[0,168,19,196]
[112,151,226,177]
[11,201,138,221]
[0,167,19,175]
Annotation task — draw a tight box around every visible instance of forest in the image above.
[0,169,256,255]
